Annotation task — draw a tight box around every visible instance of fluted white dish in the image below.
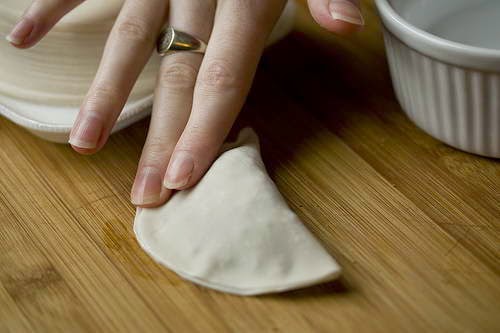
[0,0,296,143]
[375,0,500,158]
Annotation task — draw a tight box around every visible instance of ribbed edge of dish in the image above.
[375,0,500,72]
[384,30,500,158]
[0,96,154,143]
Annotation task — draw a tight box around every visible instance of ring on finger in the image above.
[157,26,207,56]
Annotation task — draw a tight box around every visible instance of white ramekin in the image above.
[375,0,500,158]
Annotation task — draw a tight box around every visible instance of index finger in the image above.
[68,0,168,152]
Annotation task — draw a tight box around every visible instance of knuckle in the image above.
[115,18,152,43]
[233,0,283,21]
[142,137,175,164]
[233,0,286,26]
[192,0,216,13]
[178,128,220,156]
[86,85,120,102]
[198,60,240,92]
[158,62,198,90]
[234,0,262,13]
[83,84,121,115]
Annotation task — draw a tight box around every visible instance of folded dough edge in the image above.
[134,128,341,296]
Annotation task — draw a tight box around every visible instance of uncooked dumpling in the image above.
[134,128,341,295]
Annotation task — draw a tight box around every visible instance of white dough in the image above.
[134,128,341,296]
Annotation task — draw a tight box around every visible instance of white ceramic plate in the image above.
[0,0,296,143]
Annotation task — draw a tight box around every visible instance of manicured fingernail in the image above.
[329,1,364,26]
[164,151,194,189]
[68,116,102,149]
[131,167,163,205]
[6,18,34,45]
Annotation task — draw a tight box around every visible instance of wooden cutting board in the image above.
[0,1,499,332]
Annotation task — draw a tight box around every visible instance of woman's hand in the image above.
[7,0,363,207]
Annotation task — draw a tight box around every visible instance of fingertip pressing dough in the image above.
[134,128,341,296]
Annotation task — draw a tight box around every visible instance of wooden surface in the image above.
[1,1,499,332]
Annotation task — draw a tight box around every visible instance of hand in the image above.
[7,0,364,207]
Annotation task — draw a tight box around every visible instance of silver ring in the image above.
[157,27,207,56]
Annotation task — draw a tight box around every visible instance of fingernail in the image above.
[329,1,364,26]
[131,167,163,205]
[164,151,194,189]
[6,17,34,45]
[68,115,102,149]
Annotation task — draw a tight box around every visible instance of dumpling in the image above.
[134,128,341,296]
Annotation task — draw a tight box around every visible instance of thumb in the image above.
[307,0,364,35]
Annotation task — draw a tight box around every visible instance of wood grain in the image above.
[0,1,499,332]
